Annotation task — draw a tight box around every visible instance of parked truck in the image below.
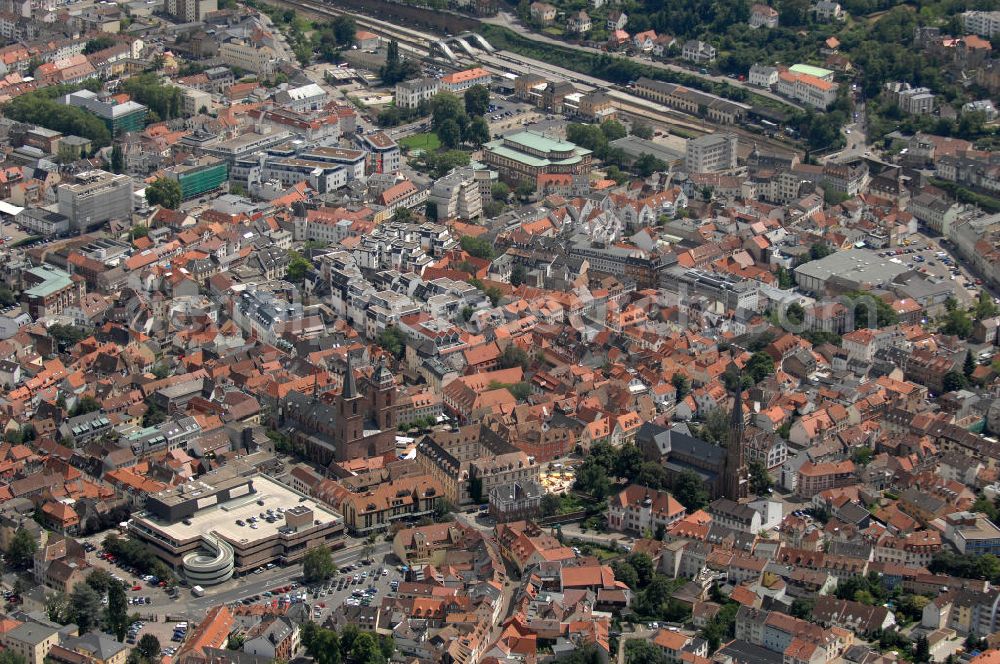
[191,586,205,597]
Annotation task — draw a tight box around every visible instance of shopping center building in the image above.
[129,473,345,585]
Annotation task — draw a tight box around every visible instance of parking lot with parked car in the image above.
[232,554,404,625]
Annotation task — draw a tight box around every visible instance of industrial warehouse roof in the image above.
[793,248,911,285]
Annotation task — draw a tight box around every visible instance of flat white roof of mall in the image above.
[135,475,342,546]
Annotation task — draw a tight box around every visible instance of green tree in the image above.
[510,264,526,287]
[135,633,160,662]
[86,568,115,595]
[745,351,775,384]
[941,307,973,339]
[499,344,529,369]
[122,73,182,120]
[460,235,495,260]
[287,250,312,283]
[302,623,341,664]
[464,84,491,117]
[942,371,968,393]
[611,559,639,588]
[303,546,337,582]
[491,182,510,200]
[975,291,999,321]
[574,458,611,499]
[671,372,690,399]
[110,143,124,174]
[790,597,814,619]
[636,462,670,491]
[466,116,490,147]
[698,407,730,445]
[430,92,468,135]
[913,635,930,663]
[376,326,406,359]
[614,443,644,479]
[331,15,356,44]
[749,460,772,495]
[965,352,977,378]
[672,469,709,510]
[48,323,87,347]
[633,152,667,177]
[7,528,36,569]
[600,119,627,141]
[145,177,182,209]
[852,446,874,466]
[379,40,418,85]
[105,580,129,642]
[515,181,534,201]
[350,632,386,664]
[69,395,101,416]
[84,35,116,54]
[540,493,561,517]
[631,122,654,139]
[69,583,102,633]
[0,285,14,307]
[438,118,462,149]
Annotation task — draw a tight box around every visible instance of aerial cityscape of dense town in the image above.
[0,0,999,663]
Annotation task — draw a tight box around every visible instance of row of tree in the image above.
[301,618,394,664]
[573,440,710,509]
[2,81,110,148]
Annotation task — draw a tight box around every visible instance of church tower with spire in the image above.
[722,364,749,502]
[334,352,364,450]
[371,355,397,431]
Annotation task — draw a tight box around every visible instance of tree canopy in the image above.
[145,178,182,209]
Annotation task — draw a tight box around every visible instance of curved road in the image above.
[480,11,804,112]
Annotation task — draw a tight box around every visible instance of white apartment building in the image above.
[219,40,277,76]
[685,132,738,174]
[963,10,1000,37]
[749,63,779,88]
[776,70,839,109]
[395,77,440,109]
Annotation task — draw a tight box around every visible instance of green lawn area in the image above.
[400,132,441,151]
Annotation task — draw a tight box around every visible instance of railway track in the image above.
[271,0,796,149]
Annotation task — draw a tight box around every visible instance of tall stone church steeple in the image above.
[723,363,749,502]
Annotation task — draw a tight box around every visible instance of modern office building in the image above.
[166,156,228,200]
[685,133,738,174]
[129,473,345,585]
[297,147,367,181]
[56,170,133,231]
[359,131,400,174]
[191,130,292,165]
[63,90,147,137]
[482,131,592,186]
[232,155,348,194]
